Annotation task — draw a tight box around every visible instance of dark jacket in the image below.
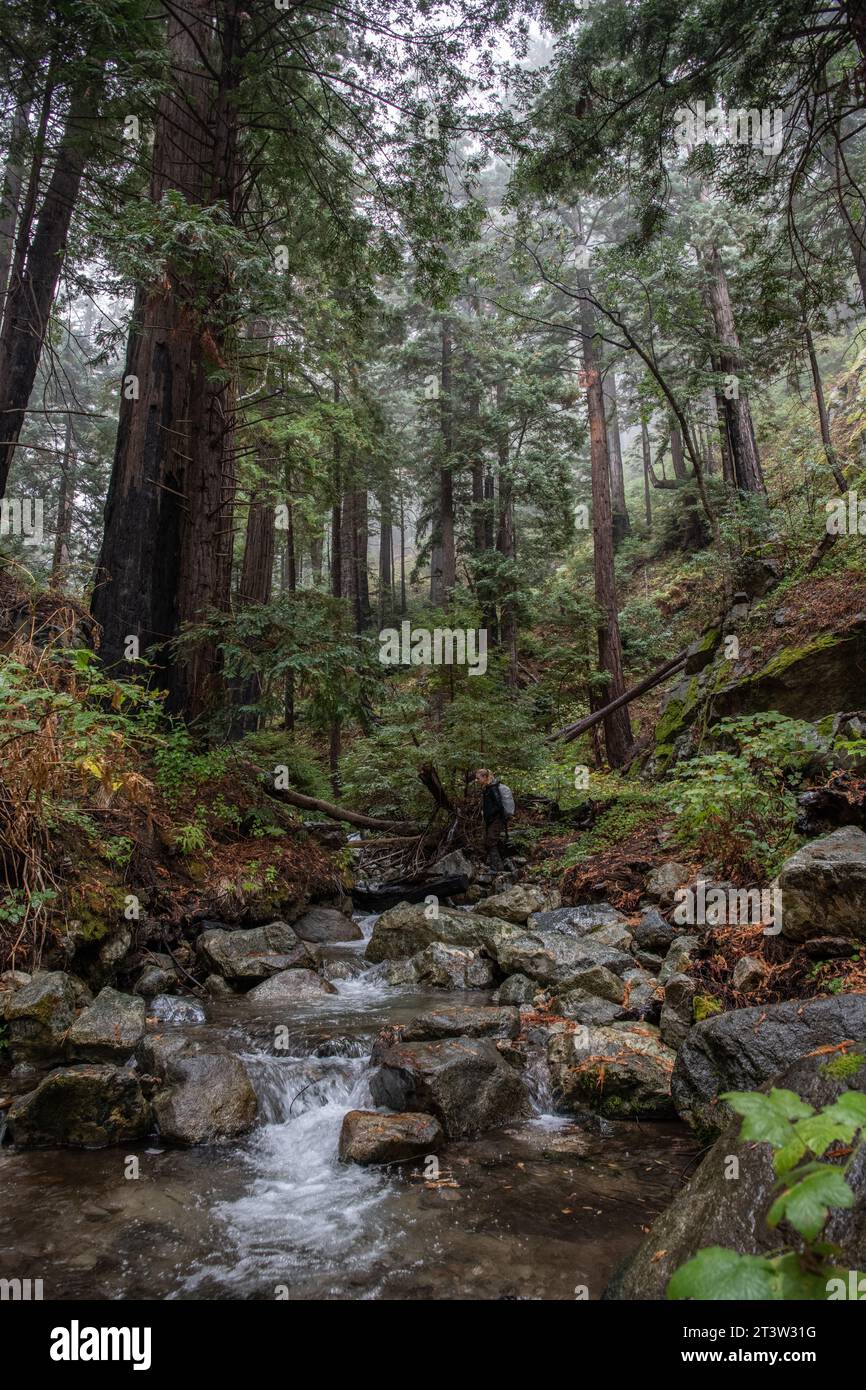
[482,780,504,826]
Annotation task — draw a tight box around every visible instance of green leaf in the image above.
[721,1088,814,1148]
[768,1164,855,1240]
[666,1247,830,1301]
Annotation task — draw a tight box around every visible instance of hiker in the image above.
[474,768,515,872]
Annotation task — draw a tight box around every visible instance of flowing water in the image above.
[0,921,699,1300]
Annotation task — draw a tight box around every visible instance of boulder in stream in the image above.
[2,971,91,1063]
[364,901,487,962]
[369,1036,529,1138]
[147,1039,259,1145]
[411,942,495,990]
[472,884,548,924]
[672,992,866,1139]
[547,1021,677,1119]
[247,968,337,1002]
[6,1065,151,1148]
[528,903,627,936]
[292,907,363,943]
[197,920,313,983]
[66,987,146,1061]
[400,1005,520,1042]
[338,1109,443,1165]
[494,930,633,989]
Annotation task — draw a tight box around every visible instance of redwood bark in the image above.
[431,319,456,602]
[579,290,633,767]
[92,0,240,717]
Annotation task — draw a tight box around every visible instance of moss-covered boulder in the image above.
[671,993,866,1139]
[547,1021,676,1118]
[711,617,866,724]
[2,971,91,1063]
[7,1065,150,1148]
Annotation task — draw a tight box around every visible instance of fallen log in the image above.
[258,773,419,834]
[548,650,688,744]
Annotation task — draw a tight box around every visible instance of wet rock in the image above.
[472,884,547,924]
[494,930,633,989]
[778,826,866,944]
[412,942,495,990]
[567,964,626,1004]
[197,920,313,983]
[554,990,625,1026]
[622,967,662,1021]
[292,907,363,943]
[633,907,679,955]
[609,1048,866,1300]
[148,1041,258,1144]
[98,926,133,972]
[338,1109,443,1165]
[205,974,236,997]
[426,849,474,883]
[672,993,866,1138]
[321,956,370,984]
[528,903,627,936]
[400,1005,520,1042]
[2,971,91,1063]
[645,862,691,907]
[548,1022,676,1119]
[149,994,207,1025]
[133,956,177,998]
[366,958,419,988]
[495,973,539,1005]
[659,973,696,1049]
[369,1036,529,1138]
[658,934,699,984]
[732,954,766,993]
[66,987,146,1061]
[247,969,337,1002]
[590,923,634,951]
[365,901,490,962]
[7,1065,150,1148]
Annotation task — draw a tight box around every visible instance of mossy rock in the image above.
[711,620,866,725]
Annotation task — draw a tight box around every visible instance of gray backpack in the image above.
[497,782,515,819]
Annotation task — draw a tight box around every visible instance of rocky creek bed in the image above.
[0,920,700,1301]
[4,826,866,1300]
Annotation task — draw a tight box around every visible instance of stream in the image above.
[0,918,699,1301]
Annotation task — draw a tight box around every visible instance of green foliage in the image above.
[669,712,817,878]
[668,1085,866,1301]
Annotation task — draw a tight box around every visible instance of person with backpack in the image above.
[474,768,515,872]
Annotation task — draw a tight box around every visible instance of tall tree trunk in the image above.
[309,526,323,582]
[670,421,688,479]
[378,490,393,625]
[703,245,766,495]
[92,0,240,717]
[233,492,274,734]
[603,365,630,539]
[399,482,407,615]
[579,289,633,767]
[331,375,342,598]
[431,318,456,603]
[804,323,846,491]
[495,380,518,688]
[0,77,100,496]
[51,414,75,583]
[641,418,652,528]
[0,91,32,333]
